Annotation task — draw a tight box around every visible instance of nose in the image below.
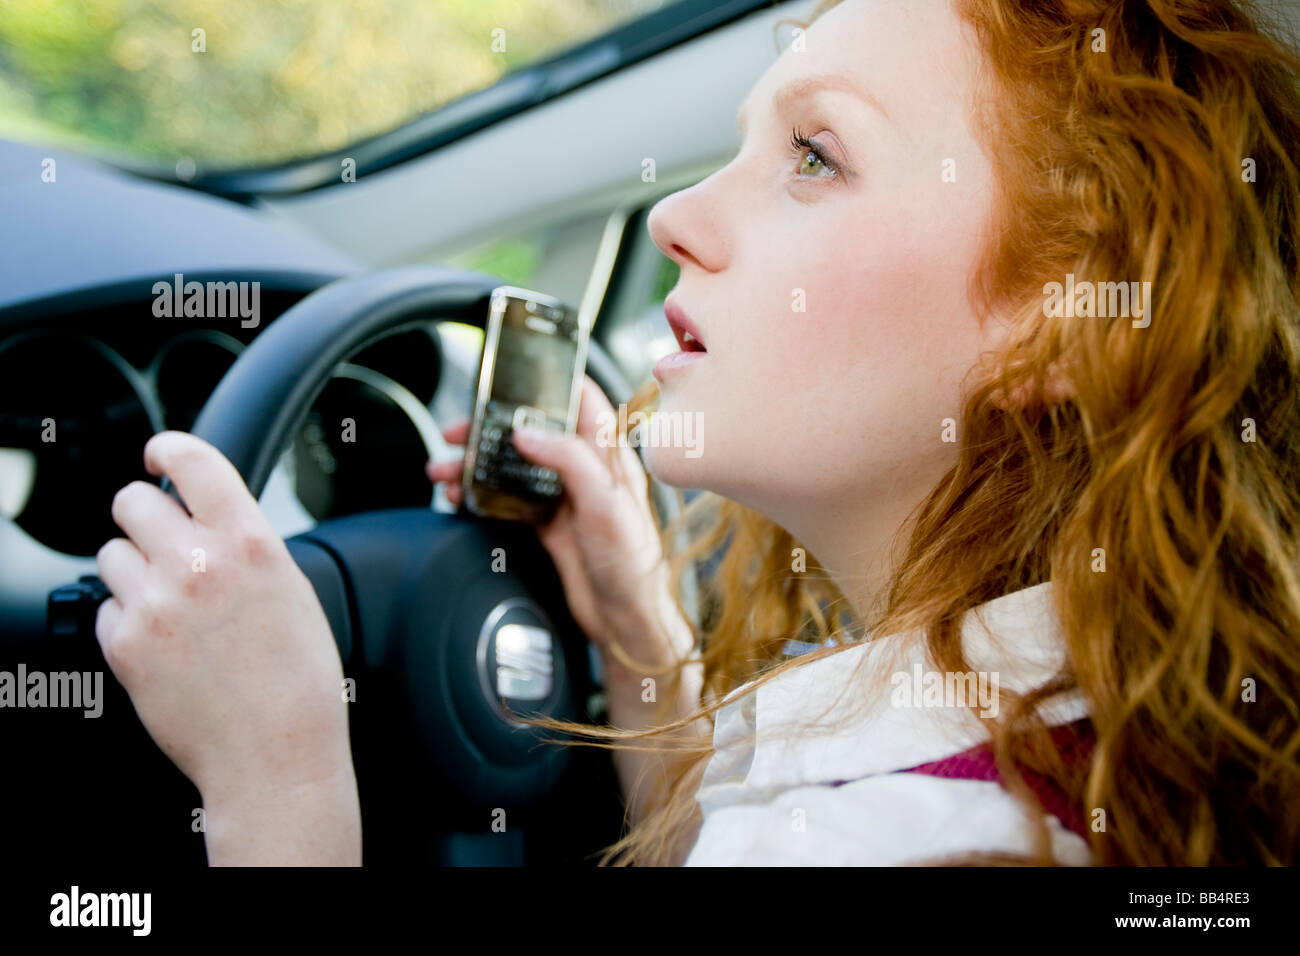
[646,176,730,274]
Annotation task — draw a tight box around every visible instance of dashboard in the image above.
[0,297,459,556]
[0,136,484,638]
[0,136,642,869]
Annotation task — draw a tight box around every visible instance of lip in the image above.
[655,299,709,383]
[664,298,707,353]
[652,349,707,381]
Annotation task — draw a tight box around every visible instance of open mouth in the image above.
[665,301,707,354]
[673,326,707,353]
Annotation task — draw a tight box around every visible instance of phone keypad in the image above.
[474,419,563,500]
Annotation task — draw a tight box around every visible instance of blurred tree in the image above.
[0,0,670,168]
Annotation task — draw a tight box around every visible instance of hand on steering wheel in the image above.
[95,430,359,864]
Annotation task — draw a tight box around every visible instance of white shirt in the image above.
[683,581,1092,865]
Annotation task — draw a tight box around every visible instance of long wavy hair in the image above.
[520,0,1300,866]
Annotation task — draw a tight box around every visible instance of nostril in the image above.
[669,243,706,271]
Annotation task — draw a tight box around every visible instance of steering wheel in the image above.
[174,266,676,830]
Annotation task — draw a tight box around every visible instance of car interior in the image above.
[0,0,817,865]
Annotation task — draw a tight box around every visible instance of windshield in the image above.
[0,0,678,170]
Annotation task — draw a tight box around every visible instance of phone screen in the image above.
[489,297,580,427]
[463,289,584,522]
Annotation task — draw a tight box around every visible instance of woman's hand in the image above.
[429,379,710,825]
[427,377,693,671]
[95,431,360,865]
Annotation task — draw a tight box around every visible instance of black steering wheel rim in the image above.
[183,265,675,828]
[190,266,621,497]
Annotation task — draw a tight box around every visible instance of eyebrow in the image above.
[735,72,893,137]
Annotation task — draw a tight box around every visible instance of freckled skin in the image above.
[643,0,1008,602]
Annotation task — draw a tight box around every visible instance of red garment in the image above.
[892,718,1096,842]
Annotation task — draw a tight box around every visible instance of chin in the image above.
[642,441,709,489]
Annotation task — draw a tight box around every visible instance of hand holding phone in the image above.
[460,286,589,522]
[429,377,695,667]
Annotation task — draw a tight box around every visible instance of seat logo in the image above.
[493,623,553,701]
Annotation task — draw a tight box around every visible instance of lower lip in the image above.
[652,350,707,381]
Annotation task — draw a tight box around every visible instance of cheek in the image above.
[722,235,982,479]
[743,230,966,395]
[650,179,993,495]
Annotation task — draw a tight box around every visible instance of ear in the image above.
[979,308,1074,411]
[990,360,1073,411]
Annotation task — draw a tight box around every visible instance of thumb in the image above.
[509,426,615,507]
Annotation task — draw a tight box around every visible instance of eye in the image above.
[789,126,840,179]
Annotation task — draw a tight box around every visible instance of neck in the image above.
[766,487,922,631]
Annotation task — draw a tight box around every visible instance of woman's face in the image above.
[644,0,1004,551]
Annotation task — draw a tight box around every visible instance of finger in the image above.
[509,427,618,507]
[426,459,464,483]
[533,516,598,630]
[572,377,649,496]
[96,536,149,602]
[143,431,259,528]
[110,479,192,562]
[94,596,126,667]
[605,442,649,502]
[574,375,619,444]
[441,419,470,445]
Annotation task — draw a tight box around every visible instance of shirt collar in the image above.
[703,580,1089,799]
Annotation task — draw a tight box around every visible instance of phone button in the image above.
[512,406,548,430]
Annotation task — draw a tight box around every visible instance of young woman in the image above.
[96,0,1300,866]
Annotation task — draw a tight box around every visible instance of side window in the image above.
[591,205,681,388]
[428,209,610,431]
[441,211,612,305]
[434,205,683,390]
[430,199,699,419]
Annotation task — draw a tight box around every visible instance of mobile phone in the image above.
[461,286,588,522]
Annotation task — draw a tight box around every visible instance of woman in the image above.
[96,0,1300,866]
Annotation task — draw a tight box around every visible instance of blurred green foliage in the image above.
[0,0,669,169]
[454,236,544,286]
[650,253,680,304]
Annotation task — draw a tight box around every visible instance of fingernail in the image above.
[512,425,548,444]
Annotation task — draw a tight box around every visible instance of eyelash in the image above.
[789,126,841,178]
